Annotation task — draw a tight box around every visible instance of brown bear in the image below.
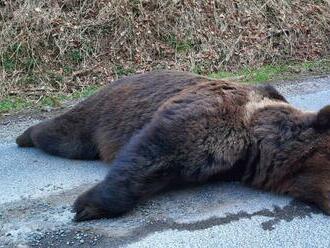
[16,70,330,221]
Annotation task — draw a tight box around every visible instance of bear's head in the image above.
[286,105,330,213]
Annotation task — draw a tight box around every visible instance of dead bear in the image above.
[16,70,330,221]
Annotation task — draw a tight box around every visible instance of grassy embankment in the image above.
[1,1,329,114]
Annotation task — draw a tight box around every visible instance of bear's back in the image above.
[60,70,286,162]
[86,71,212,161]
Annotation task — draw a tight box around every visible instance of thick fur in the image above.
[16,70,330,221]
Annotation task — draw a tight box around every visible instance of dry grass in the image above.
[1,0,329,101]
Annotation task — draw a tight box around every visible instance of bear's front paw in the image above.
[73,185,110,222]
[72,182,135,221]
[73,200,105,222]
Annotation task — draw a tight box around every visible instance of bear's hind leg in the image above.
[16,117,99,160]
[16,126,34,147]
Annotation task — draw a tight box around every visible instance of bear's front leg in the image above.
[73,150,177,221]
[73,121,181,221]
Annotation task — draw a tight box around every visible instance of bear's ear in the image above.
[314,105,330,131]
[257,84,288,102]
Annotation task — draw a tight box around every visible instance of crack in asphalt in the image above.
[103,200,320,248]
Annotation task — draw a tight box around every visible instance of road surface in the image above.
[0,75,330,248]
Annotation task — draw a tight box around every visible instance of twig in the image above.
[71,64,101,78]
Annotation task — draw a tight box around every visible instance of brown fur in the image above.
[16,70,330,221]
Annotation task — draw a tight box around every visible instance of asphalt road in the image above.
[1,75,330,248]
